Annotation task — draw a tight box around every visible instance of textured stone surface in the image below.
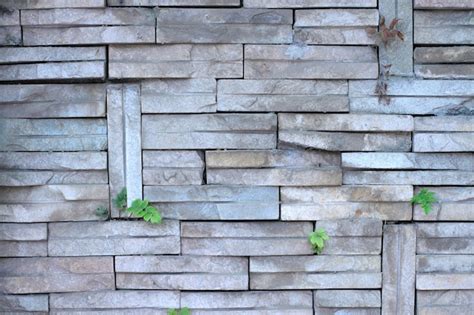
[415,0,474,9]
[182,222,313,256]
[109,44,242,79]
[116,255,248,290]
[344,171,474,185]
[314,290,381,313]
[2,0,105,8]
[108,0,240,5]
[244,0,377,8]
[145,185,278,220]
[0,294,49,313]
[156,8,292,44]
[417,290,474,314]
[0,9,20,46]
[141,79,216,113]
[217,79,348,112]
[415,11,474,44]
[244,45,378,79]
[0,223,47,257]
[414,133,474,152]
[0,257,114,293]
[416,223,474,255]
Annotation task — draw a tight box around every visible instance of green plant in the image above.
[168,307,190,315]
[113,187,127,210]
[126,199,162,224]
[368,16,404,47]
[308,228,329,255]
[412,189,438,215]
[95,206,109,219]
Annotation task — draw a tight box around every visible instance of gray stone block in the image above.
[0,223,47,257]
[142,114,276,149]
[217,79,348,112]
[0,294,48,313]
[417,255,474,273]
[413,133,474,152]
[417,274,474,290]
[116,255,248,290]
[108,0,240,5]
[295,27,376,45]
[417,223,474,254]
[417,290,474,314]
[317,219,383,236]
[344,171,474,186]
[0,257,114,294]
[109,44,242,79]
[48,221,180,256]
[314,290,381,314]
[295,9,378,27]
[244,45,378,79]
[2,0,105,8]
[415,0,474,9]
[144,185,278,220]
[141,79,216,113]
[415,11,474,44]
[244,0,377,8]
[0,9,20,46]
[415,116,474,132]
[415,64,474,79]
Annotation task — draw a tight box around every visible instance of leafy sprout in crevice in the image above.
[412,188,438,215]
[308,228,330,255]
[126,199,162,224]
[168,307,191,315]
[113,187,127,210]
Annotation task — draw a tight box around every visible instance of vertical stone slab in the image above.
[382,224,416,315]
[107,84,142,218]
[379,0,413,76]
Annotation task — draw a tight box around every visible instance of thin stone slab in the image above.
[344,171,474,186]
[116,255,248,290]
[314,290,381,314]
[342,153,474,170]
[415,0,474,9]
[0,257,114,294]
[142,114,276,149]
[415,116,474,132]
[22,8,155,45]
[2,0,105,8]
[414,47,474,79]
[0,47,105,81]
[181,291,313,315]
[417,290,474,314]
[413,187,474,221]
[144,185,279,220]
[417,274,474,290]
[50,290,180,313]
[0,118,107,152]
[108,0,240,5]
[295,27,376,45]
[382,225,416,315]
[0,84,105,118]
[143,151,204,185]
[0,295,49,313]
[415,64,474,79]
[217,79,349,112]
[156,8,292,44]
[0,223,47,257]
[415,11,474,44]
[244,45,378,79]
[48,221,180,256]
[244,0,377,8]
[109,44,242,79]
[182,222,313,256]
[413,133,474,152]
[141,79,216,113]
[417,223,474,254]
[0,9,20,45]
[417,255,474,273]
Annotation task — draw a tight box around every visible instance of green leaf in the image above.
[411,188,438,215]
[126,198,163,225]
[308,228,329,255]
[167,309,178,315]
[180,308,191,315]
[314,237,323,248]
[113,188,127,210]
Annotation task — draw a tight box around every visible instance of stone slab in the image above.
[417,274,474,290]
[417,255,474,273]
[415,64,474,79]
[315,290,381,308]
[415,0,474,9]
[413,133,474,152]
[417,290,474,314]
[0,223,47,257]
[344,171,474,186]
[108,0,240,5]
[2,0,105,8]
[295,27,376,45]
[244,0,377,8]
[415,11,474,44]
[0,294,49,313]
[295,9,378,27]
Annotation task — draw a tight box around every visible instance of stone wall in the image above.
[0,0,473,314]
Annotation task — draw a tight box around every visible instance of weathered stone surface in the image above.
[217,79,348,112]
[0,84,105,118]
[2,0,105,8]
[244,45,378,79]
[182,222,313,256]
[417,290,474,314]
[344,171,474,186]
[415,116,474,132]
[107,85,142,217]
[320,237,381,255]
[415,11,474,44]
[0,170,107,186]
[116,255,248,290]
[181,291,313,314]
[109,44,242,79]
[22,8,155,45]
[0,47,105,81]
[142,114,276,149]
[314,290,381,308]
[0,118,107,152]
[0,223,47,257]
[0,185,108,203]
[141,79,216,113]
[417,223,474,254]
[415,0,474,9]
[417,274,474,290]
[0,9,20,46]
[143,151,204,185]
[244,0,377,8]
[48,221,180,256]
[317,219,383,236]
[50,290,180,312]
[295,27,376,45]
[0,257,114,293]
[108,0,240,5]
[415,46,474,63]
[413,187,474,221]
[342,153,474,170]
[379,0,413,76]
[414,133,474,152]
[145,185,278,220]
[0,294,48,313]
[156,8,292,44]
[417,255,474,273]
[295,9,378,27]
[415,64,474,79]
[382,225,416,315]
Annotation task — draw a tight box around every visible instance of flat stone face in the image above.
[295,27,376,45]
[181,291,313,314]
[413,133,474,152]
[417,255,473,273]
[141,79,216,113]
[0,257,114,294]
[0,223,47,257]
[417,290,474,314]
[116,255,248,290]
[244,0,377,8]
[109,44,243,79]
[415,46,474,63]
[415,11,474,44]
[415,0,474,9]
[344,171,474,186]
[108,0,240,5]
[0,294,49,313]
[217,79,349,112]
[48,221,180,256]
[415,64,474,79]
[3,0,105,8]
[417,274,474,290]
[0,9,20,46]
[181,222,314,256]
[0,47,105,81]
[415,116,474,132]
[244,45,378,79]
[295,9,378,27]
[417,223,474,255]
[156,8,292,44]
[144,185,278,220]
[142,114,276,149]
[314,290,381,314]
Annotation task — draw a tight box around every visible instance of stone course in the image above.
[0,0,472,313]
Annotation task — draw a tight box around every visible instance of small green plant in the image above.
[168,307,191,315]
[367,16,404,47]
[126,199,162,224]
[412,189,438,215]
[95,206,109,219]
[113,187,127,210]
[308,228,329,255]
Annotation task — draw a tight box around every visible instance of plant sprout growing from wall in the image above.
[412,189,438,215]
[308,228,329,255]
[114,188,162,224]
[168,307,191,315]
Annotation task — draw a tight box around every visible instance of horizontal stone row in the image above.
[109,0,378,7]
[415,47,474,79]
[0,8,20,46]
[415,10,474,45]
